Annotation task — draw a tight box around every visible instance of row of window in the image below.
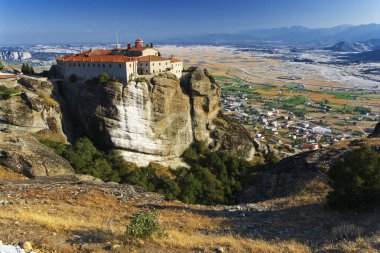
[68,62,134,69]
[138,61,169,67]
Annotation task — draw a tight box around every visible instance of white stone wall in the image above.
[141,48,159,56]
[137,60,171,75]
[170,62,183,78]
[57,61,131,82]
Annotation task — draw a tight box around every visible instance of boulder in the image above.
[0,131,74,177]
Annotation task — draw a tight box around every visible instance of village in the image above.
[220,82,380,154]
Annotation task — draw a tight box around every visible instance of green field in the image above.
[214,75,242,84]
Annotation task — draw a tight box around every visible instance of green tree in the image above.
[0,61,4,70]
[99,72,110,84]
[327,146,380,211]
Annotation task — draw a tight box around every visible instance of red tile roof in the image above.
[170,58,182,63]
[58,55,135,63]
[137,55,170,62]
[127,46,148,52]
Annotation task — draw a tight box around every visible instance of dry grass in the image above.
[0,167,27,180]
[331,222,363,241]
[155,230,312,253]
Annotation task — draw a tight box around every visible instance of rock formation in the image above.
[0,76,74,177]
[0,77,67,142]
[59,68,256,166]
[0,51,32,61]
[0,131,75,177]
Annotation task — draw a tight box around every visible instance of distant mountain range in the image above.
[325,39,380,52]
[168,24,380,44]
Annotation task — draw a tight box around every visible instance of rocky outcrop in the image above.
[0,131,74,177]
[239,136,380,203]
[0,77,67,142]
[0,51,32,61]
[210,113,256,160]
[60,68,256,166]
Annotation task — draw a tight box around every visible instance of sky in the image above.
[1,0,380,44]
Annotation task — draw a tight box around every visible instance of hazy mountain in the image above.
[168,24,380,44]
[347,50,380,62]
[324,41,369,52]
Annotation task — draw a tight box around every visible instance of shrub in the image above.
[99,72,110,84]
[69,74,77,83]
[134,77,148,83]
[327,146,380,211]
[0,85,21,100]
[21,63,35,75]
[125,209,161,239]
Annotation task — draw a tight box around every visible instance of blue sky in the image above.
[1,0,380,44]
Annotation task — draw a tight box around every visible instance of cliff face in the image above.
[60,68,256,166]
[0,77,74,177]
[0,77,67,142]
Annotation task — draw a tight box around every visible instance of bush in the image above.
[125,209,161,239]
[327,146,380,211]
[21,63,35,75]
[43,137,267,205]
[43,138,122,182]
[0,85,21,100]
[99,72,110,84]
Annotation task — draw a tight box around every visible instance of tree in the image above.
[0,61,4,70]
[327,146,380,211]
[99,72,110,84]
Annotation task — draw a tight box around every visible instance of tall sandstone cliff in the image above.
[59,68,256,166]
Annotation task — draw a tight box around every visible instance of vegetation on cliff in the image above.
[21,63,35,75]
[327,145,380,211]
[42,138,273,205]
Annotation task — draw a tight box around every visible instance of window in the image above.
[119,64,122,68]
[88,63,90,67]
[146,63,148,66]
[98,64,100,67]
[103,64,105,68]
[152,63,154,66]
[69,63,71,67]
[146,70,148,74]
[73,63,75,67]
[109,64,112,68]
[159,63,161,66]
[93,64,95,67]
[129,64,131,67]
[153,70,155,73]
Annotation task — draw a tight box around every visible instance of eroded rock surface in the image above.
[0,131,74,177]
[59,68,256,166]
